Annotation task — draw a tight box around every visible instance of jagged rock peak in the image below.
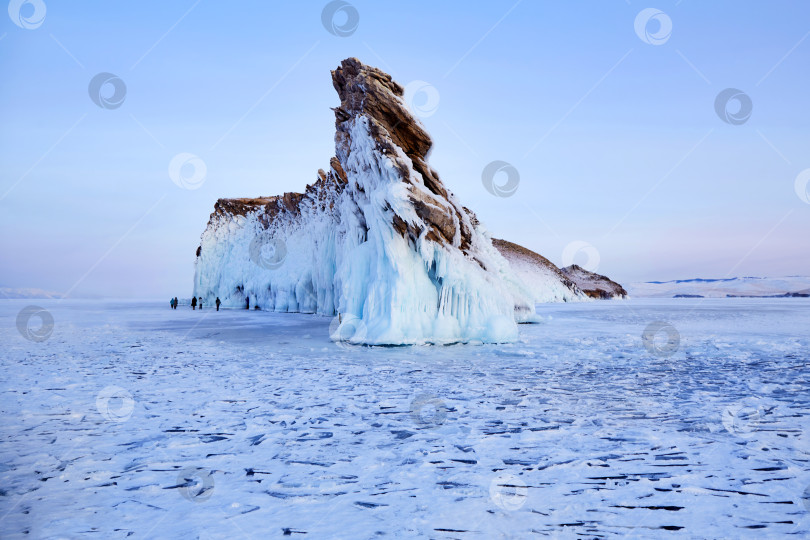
[330,57,470,252]
[331,57,432,161]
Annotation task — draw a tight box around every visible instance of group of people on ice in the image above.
[171,297,257,311]
[171,296,222,311]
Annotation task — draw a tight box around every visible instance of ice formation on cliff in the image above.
[194,58,585,344]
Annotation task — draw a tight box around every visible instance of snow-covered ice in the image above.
[1,298,809,538]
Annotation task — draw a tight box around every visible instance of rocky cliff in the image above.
[193,58,621,344]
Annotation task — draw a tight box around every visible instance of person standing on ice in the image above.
[245,297,249,310]
[191,297,197,310]
[174,297,179,309]
[215,297,221,311]
[198,297,203,309]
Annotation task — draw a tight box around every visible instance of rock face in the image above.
[560,264,628,299]
[331,58,476,254]
[193,58,618,344]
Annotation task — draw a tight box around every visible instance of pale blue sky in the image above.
[1,1,809,298]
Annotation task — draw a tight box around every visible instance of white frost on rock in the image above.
[493,239,588,303]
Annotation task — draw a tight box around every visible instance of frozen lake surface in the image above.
[1,298,809,538]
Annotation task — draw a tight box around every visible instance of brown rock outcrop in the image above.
[561,264,628,299]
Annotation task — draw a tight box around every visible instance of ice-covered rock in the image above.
[491,239,586,303]
[193,58,590,344]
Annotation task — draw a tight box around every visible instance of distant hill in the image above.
[0,287,65,299]
[627,276,810,298]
